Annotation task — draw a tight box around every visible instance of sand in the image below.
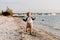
[0,16,60,40]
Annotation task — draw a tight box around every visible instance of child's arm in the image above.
[23,17,27,22]
[31,17,36,20]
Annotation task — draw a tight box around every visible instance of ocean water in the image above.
[33,15,60,28]
[19,14,60,36]
[33,15,60,36]
[20,14,60,28]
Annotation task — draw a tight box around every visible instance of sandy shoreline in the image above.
[0,16,60,40]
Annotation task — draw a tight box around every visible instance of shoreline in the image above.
[0,16,60,40]
[14,16,60,40]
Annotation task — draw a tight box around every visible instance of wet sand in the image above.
[0,16,60,40]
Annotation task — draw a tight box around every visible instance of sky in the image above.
[0,0,60,13]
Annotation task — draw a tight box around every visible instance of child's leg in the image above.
[26,26,28,32]
[30,24,32,34]
[26,23,33,34]
[26,23,29,32]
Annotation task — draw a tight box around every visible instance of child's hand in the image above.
[23,18,27,22]
[32,17,36,20]
[23,17,27,22]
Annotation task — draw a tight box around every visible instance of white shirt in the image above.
[27,17,33,24]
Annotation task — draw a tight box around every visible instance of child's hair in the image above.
[27,12,31,16]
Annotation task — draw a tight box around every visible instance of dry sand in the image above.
[0,16,60,40]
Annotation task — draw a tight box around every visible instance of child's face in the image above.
[27,12,31,17]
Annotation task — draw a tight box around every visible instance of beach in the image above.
[0,16,60,40]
